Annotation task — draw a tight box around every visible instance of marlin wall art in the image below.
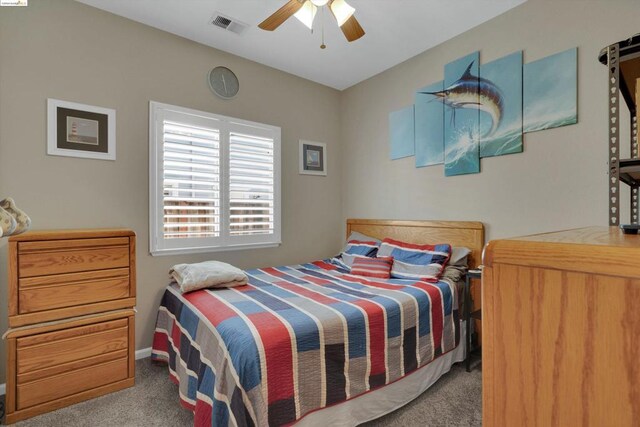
[479,51,523,158]
[422,61,503,137]
[441,52,481,176]
[390,48,577,177]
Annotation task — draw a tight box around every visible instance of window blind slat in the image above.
[164,178,219,187]
[165,196,219,203]
[229,152,274,164]
[230,231,273,236]
[164,232,218,237]
[164,122,219,139]
[163,136,219,148]
[229,144,273,156]
[164,171,219,181]
[164,223,221,229]
[164,151,220,164]
[230,182,274,191]
[164,192,219,199]
[229,199,274,205]
[164,142,218,155]
[230,193,273,200]
[164,160,219,171]
[165,214,218,219]
[229,210,272,216]
[230,133,273,144]
[230,178,273,187]
[230,214,274,220]
[229,168,274,178]
[164,205,218,211]
[230,223,274,228]
[230,159,274,170]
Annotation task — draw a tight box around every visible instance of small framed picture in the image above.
[47,98,116,161]
[299,140,327,176]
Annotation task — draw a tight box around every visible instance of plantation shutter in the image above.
[162,121,220,239]
[228,126,276,238]
[150,102,280,255]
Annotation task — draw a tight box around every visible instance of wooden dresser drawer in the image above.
[8,230,137,328]
[17,358,129,410]
[18,237,130,277]
[16,318,128,374]
[18,269,130,314]
[5,311,135,422]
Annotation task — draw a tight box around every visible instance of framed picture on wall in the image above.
[299,140,327,176]
[47,98,116,160]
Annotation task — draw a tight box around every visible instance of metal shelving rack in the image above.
[599,34,640,226]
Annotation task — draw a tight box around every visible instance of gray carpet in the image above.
[3,358,481,426]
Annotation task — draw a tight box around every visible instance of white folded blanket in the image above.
[170,260,248,293]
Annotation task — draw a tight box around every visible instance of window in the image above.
[149,102,281,255]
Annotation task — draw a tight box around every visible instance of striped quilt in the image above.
[151,260,460,426]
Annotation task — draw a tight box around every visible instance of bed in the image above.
[151,219,485,426]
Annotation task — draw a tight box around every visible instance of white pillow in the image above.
[450,247,472,267]
[170,261,248,293]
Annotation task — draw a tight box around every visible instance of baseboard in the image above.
[135,347,152,360]
[0,349,152,397]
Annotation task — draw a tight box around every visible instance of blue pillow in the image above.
[332,239,379,270]
[377,238,451,281]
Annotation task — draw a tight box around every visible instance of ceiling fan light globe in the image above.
[310,0,329,7]
[330,0,355,26]
[294,1,317,29]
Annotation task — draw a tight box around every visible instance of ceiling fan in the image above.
[258,0,365,46]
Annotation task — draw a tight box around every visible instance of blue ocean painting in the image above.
[443,52,480,176]
[523,47,578,133]
[415,81,444,167]
[389,105,415,160]
[479,51,523,157]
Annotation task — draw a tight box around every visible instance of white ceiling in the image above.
[77,0,526,90]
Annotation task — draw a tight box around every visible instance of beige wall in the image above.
[340,0,640,241]
[0,0,343,382]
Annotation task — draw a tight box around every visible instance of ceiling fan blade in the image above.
[340,15,365,42]
[258,0,305,31]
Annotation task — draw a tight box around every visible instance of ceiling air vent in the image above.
[210,12,249,35]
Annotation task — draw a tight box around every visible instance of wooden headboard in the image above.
[347,219,485,268]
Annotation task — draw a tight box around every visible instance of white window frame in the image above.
[149,101,281,256]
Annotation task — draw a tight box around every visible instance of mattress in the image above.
[151,260,461,426]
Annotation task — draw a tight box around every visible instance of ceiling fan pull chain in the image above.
[320,6,326,49]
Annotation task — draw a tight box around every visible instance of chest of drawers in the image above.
[5,229,136,424]
[482,227,640,426]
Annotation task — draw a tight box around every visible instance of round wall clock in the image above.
[208,66,239,99]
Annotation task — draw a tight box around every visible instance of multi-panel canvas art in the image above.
[523,48,578,133]
[479,51,523,157]
[443,52,480,176]
[415,81,444,167]
[389,47,578,177]
[389,105,415,160]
